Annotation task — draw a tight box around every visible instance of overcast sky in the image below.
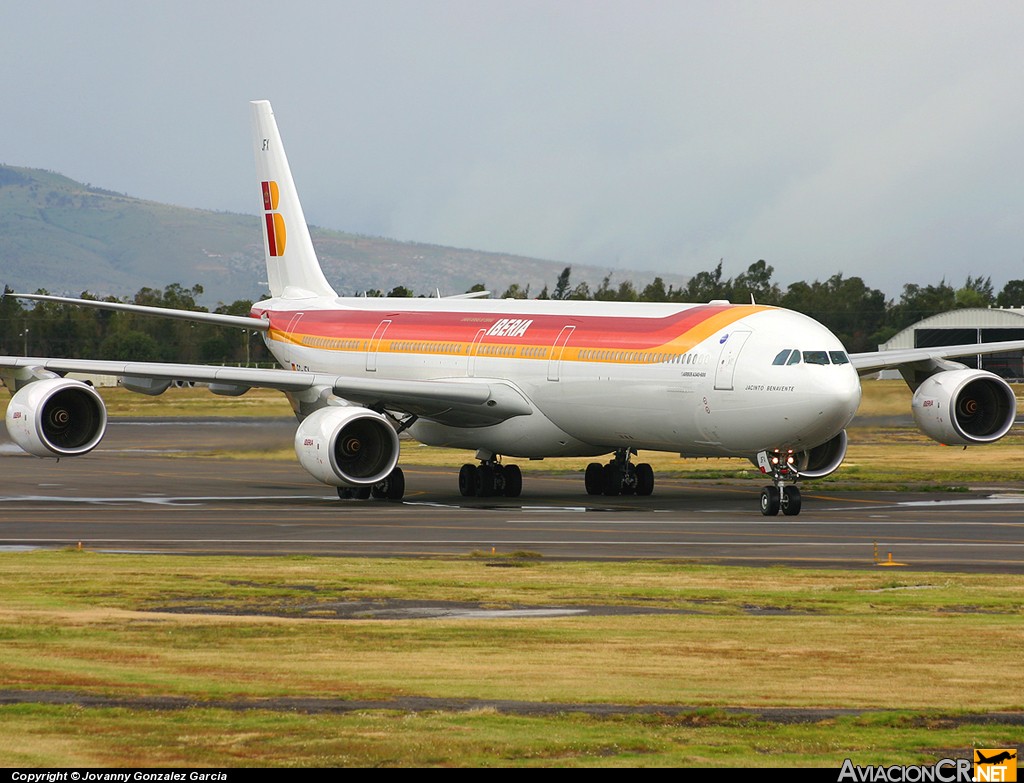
[4,0,1024,296]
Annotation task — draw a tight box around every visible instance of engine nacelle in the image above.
[6,378,108,457]
[912,369,1018,446]
[294,406,400,487]
[795,430,848,478]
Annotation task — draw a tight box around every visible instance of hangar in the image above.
[880,307,1024,380]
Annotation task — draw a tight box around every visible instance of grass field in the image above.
[0,552,1021,767]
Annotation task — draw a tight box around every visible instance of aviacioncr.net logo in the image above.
[838,758,972,782]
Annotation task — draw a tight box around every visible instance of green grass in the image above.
[0,705,1016,767]
[0,552,1021,766]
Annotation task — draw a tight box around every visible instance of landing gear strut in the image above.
[337,466,405,501]
[585,448,654,497]
[459,456,522,498]
[756,449,801,516]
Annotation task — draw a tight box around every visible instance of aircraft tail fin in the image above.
[251,100,337,299]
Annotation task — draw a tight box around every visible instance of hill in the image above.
[0,165,685,305]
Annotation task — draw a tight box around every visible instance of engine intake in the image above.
[6,378,108,457]
[795,430,848,478]
[912,369,1018,446]
[294,406,400,487]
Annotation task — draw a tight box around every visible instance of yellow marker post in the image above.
[874,541,907,567]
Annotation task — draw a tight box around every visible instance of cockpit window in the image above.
[786,350,802,365]
[802,351,830,365]
[772,349,792,365]
[829,351,850,365]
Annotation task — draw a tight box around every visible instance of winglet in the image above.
[250,101,337,300]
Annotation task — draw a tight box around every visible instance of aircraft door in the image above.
[713,329,751,390]
[366,319,392,372]
[284,312,304,337]
[547,325,576,381]
[467,329,486,377]
[281,312,304,364]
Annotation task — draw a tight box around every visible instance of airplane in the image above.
[2,100,1023,516]
[976,751,1016,765]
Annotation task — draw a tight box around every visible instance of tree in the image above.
[0,285,26,355]
[683,261,727,302]
[499,283,530,299]
[593,275,617,301]
[954,275,994,309]
[568,281,591,300]
[100,330,161,361]
[640,277,668,302]
[552,267,573,300]
[614,280,638,302]
[729,260,780,304]
[996,279,1024,308]
[781,274,888,352]
[386,285,414,297]
[888,281,956,332]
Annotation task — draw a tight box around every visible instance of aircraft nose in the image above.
[821,368,862,431]
[786,366,862,445]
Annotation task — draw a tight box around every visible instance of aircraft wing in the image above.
[9,293,268,331]
[849,339,1024,375]
[0,356,533,425]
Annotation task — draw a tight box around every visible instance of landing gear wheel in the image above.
[503,464,522,498]
[382,466,405,501]
[603,464,622,496]
[760,486,780,516]
[459,464,477,497]
[585,463,604,495]
[781,485,802,516]
[340,486,372,500]
[475,464,495,497]
[635,463,654,496]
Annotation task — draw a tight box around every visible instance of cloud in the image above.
[4,0,1024,295]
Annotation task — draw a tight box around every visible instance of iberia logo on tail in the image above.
[261,180,286,256]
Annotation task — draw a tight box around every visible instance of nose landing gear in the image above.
[756,449,802,516]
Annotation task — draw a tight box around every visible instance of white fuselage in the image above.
[252,297,862,460]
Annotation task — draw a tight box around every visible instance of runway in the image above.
[2,418,1023,572]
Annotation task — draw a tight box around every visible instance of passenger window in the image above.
[829,351,850,365]
[773,349,791,365]
[803,351,830,365]
[787,350,801,365]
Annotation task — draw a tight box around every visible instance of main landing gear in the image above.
[458,457,522,498]
[585,448,654,497]
[756,449,802,516]
[337,466,405,501]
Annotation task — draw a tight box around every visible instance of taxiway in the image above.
[1,419,1022,572]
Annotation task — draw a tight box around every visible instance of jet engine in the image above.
[294,406,400,487]
[795,430,848,478]
[5,378,108,457]
[911,369,1017,446]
